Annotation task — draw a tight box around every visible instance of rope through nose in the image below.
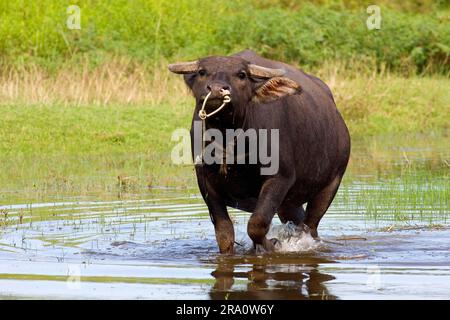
[195,89,231,166]
[198,89,231,120]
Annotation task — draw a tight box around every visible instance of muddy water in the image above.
[0,186,449,300]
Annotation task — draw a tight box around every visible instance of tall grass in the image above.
[0,0,448,74]
[1,58,448,136]
[0,57,189,106]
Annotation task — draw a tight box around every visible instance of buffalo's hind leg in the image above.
[277,202,306,225]
[304,175,343,238]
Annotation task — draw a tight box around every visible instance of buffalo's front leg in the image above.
[200,180,235,254]
[196,164,235,254]
[248,177,293,252]
[207,199,235,254]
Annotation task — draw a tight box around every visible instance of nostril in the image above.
[220,86,231,96]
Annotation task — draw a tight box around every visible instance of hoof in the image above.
[302,223,320,239]
[254,238,280,254]
[308,227,319,239]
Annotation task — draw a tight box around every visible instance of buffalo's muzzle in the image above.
[201,83,232,109]
[205,82,231,100]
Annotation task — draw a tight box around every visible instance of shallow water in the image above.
[0,135,449,299]
[0,187,449,300]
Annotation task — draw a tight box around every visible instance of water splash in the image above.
[267,222,322,252]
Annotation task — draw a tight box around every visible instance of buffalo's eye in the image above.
[237,71,247,80]
[198,69,206,76]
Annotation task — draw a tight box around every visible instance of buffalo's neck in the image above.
[194,106,254,176]
[205,118,242,133]
[203,104,249,132]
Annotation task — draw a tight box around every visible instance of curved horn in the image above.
[248,64,286,78]
[168,60,199,74]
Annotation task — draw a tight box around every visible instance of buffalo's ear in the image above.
[252,77,301,103]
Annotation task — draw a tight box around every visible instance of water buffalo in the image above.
[169,50,350,254]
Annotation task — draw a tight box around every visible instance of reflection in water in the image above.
[209,255,336,300]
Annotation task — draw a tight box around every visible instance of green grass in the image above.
[0,101,193,178]
[0,103,194,197]
[0,103,190,156]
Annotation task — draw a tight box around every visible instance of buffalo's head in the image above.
[168,56,301,119]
